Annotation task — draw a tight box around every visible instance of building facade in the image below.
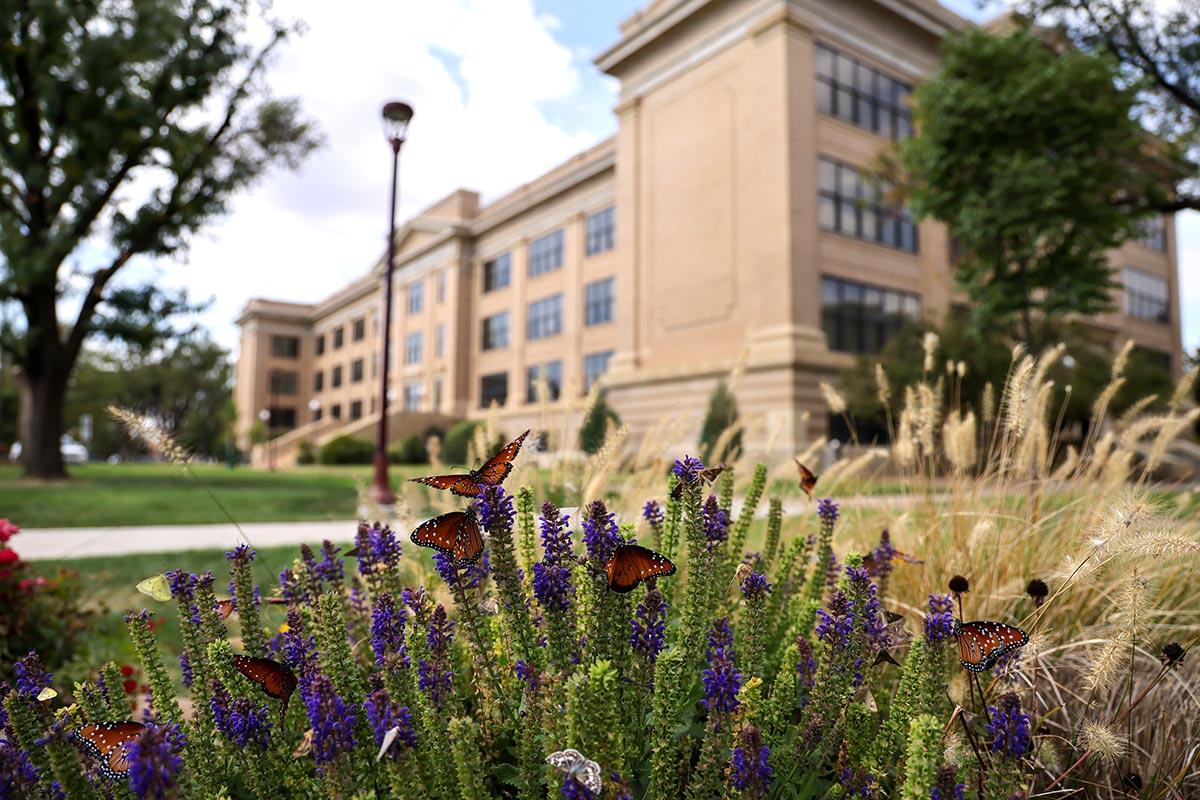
[234,0,1182,464]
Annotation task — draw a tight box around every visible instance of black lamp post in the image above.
[369,100,414,505]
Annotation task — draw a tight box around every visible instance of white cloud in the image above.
[161,0,616,354]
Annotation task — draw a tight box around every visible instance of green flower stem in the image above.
[517,486,538,587]
[230,554,267,656]
[126,611,183,722]
[487,490,540,668]
[761,497,783,571]
[898,714,942,800]
[649,647,687,798]
[677,481,709,667]
[99,661,131,719]
[729,463,767,559]
[75,679,110,722]
[449,716,491,800]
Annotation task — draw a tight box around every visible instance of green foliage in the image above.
[0,560,95,683]
[296,440,317,465]
[441,419,483,466]
[580,390,621,454]
[388,433,429,464]
[318,435,375,464]
[699,379,741,460]
[896,28,1162,349]
[0,0,319,478]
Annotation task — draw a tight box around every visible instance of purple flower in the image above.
[476,484,516,534]
[672,455,705,483]
[364,679,416,757]
[740,572,772,601]
[283,608,319,702]
[0,740,39,798]
[356,523,403,579]
[871,529,896,581]
[419,605,455,710]
[582,499,622,566]
[305,674,357,764]
[315,540,344,589]
[514,661,540,693]
[630,585,667,660]
[702,495,729,550]
[931,765,965,800]
[210,681,272,750]
[924,594,955,644]
[730,725,772,797]
[701,617,741,715]
[816,498,840,526]
[226,544,256,563]
[560,777,598,800]
[985,693,1030,758]
[371,593,407,668]
[128,722,186,799]
[796,636,817,693]
[533,502,576,612]
[847,566,888,654]
[838,767,873,798]
[642,500,665,528]
[13,653,51,699]
[815,591,855,650]
[179,651,193,688]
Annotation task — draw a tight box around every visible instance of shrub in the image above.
[296,440,317,465]
[388,434,428,464]
[699,379,741,460]
[318,435,375,464]
[441,420,481,466]
[580,390,620,454]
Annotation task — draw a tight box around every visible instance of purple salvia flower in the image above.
[305,674,357,764]
[872,529,896,581]
[582,499,623,566]
[476,484,515,534]
[672,455,705,482]
[642,500,665,528]
[985,693,1030,758]
[165,570,195,601]
[740,572,772,601]
[924,594,955,644]
[931,765,965,800]
[433,551,460,586]
[465,548,490,591]
[533,502,576,612]
[838,767,873,798]
[847,566,888,654]
[179,651,193,688]
[701,617,741,715]
[315,540,344,588]
[816,498,840,526]
[210,681,271,750]
[514,661,540,693]
[356,523,403,579]
[127,722,186,799]
[370,592,407,668]
[630,585,667,659]
[419,605,455,710]
[814,590,855,650]
[283,608,319,703]
[702,495,729,550]
[13,653,51,699]
[730,724,772,797]
[796,637,817,693]
[0,739,40,798]
[364,679,417,757]
[226,544,255,563]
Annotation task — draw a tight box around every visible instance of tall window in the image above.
[528,294,563,340]
[528,229,564,276]
[333,327,344,349]
[435,324,445,359]
[350,400,362,420]
[313,371,324,393]
[483,253,511,292]
[331,404,342,420]
[815,44,912,140]
[271,335,300,358]
[315,334,326,356]
[480,372,508,408]
[1123,268,1169,323]
[332,366,343,388]
[407,282,424,314]
[406,332,423,364]
[270,371,298,395]
[584,278,615,326]
[1136,216,1167,252]
[482,312,510,350]
[818,158,917,253]
[586,206,616,255]
[583,351,613,392]
[527,361,563,403]
[404,381,423,412]
[352,317,366,341]
[820,276,921,354]
[267,407,296,430]
[351,359,364,383]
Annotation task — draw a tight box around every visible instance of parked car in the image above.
[8,435,90,464]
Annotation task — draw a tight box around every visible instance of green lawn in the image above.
[0,462,439,528]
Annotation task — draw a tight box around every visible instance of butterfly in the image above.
[411,430,530,497]
[546,748,603,794]
[861,550,925,576]
[136,574,172,602]
[215,596,288,620]
[605,543,676,593]
[670,465,726,500]
[233,654,297,722]
[72,721,145,781]
[796,460,818,499]
[410,508,485,567]
[953,620,1030,673]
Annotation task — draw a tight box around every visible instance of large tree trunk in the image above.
[17,367,69,480]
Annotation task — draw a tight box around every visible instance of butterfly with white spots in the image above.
[546,748,602,794]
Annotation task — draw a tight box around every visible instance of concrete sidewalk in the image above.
[17,519,365,561]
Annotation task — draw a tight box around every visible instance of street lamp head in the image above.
[381,101,414,147]
[258,408,271,421]
[308,398,321,412]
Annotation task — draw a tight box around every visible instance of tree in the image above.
[65,336,234,460]
[1019,0,1200,211]
[0,0,319,478]
[893,28,1172,351]
[579,390,620,455]
[699,380,741,461]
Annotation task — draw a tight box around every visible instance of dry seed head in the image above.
[1101,449,1133,488]
[1081,720,1128,762]
[1004,356,1035,438]
[819,382,847,415]
[874,363,891,408]
[956,361,966,378]
[1011,342,1026,363]
[943,410,977,473]
[1169,365,1198,413]
[945,359,955,376]
[1031,343,1066,389]
[922,331,939,373]
[916,382,941,455]
[1117,395,1160,428]
[1049,445,1078,482]
[981,382,995,425]
[1145,408,1200,476]
[1111,339,1134,380]
[108,406,191,465]
[1091,377,1126,428]
[894,411,916,468]
[1084,633,1133,692]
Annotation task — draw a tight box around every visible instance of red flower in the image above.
[0,549,19,567]
[0,569,11,580]
[120,665,135,677]
[0,519,17,544]
[122,679,137,695]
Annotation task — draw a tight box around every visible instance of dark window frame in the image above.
[407,282,424,314]
[584,277,615,326]
[820,275,921,354]
[352,318,366,341]
[1123,267,1169,323]
[586,206,616,256]
[483,253,511,292]
[526,360,563,403]
[351,359,364,383]
[405,331,423,365]
[528,229,564,277]
[527,294,563,340]
[482,311,510,351]
[818,157,918,253]
[815,43,912,140]
[332,365,343,388]
[480,372,509,408]
[271,335,300,359]
[583,350,614,392]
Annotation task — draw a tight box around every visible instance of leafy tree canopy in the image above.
[0,0,320,477]
[893,28,1173,350]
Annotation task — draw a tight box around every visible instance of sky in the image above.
[125,0,1197,358]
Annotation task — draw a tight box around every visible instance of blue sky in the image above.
[152,0,1195,358]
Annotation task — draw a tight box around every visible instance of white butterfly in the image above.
[545,748,602,794]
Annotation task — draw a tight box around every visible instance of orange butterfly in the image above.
[215,595,288,620]
[670,466,726,500]
[605,544,676,593]
[796,460,819,499]
[953,620,1029,673]
[233,654,297,722]
[72,721,145,781]
[861,550,925,576]
[411,430,530,497]
[410,508,485,567]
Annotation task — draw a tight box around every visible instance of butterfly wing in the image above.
[411,474,483,498]
[955,621,1029,673]
[606,544,676,593]
[136,574,172,602]
[73,721,145,781]
[475,429,530,487]
[233,654,298,721]
[796,460,818,498]
[216,598,236,620]
[452,510,485,567]
[546,748,585,772]
[894,550,925,565]
[700,466,726,485]
[412,511,467,558]
[575,757,603,795]
[670,480,684,500]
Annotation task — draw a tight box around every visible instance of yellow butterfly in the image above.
[37,687,57,702]
[136,574,172,602]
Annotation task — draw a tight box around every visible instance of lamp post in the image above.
[307,398,321,459]
[258,408,272,471]
[369,100,414,506]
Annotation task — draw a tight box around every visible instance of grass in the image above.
[0,462,441,527]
